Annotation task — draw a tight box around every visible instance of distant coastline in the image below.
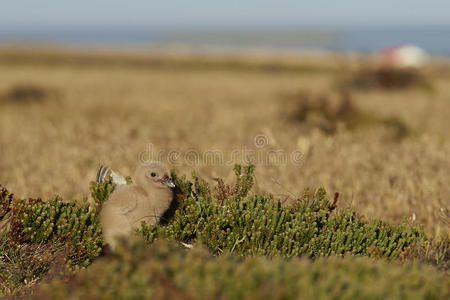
[1,26,449,56]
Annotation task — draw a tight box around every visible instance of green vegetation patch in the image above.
[36,239,450,300]
[0,165,447,297]
[10,197,103,267]
[140,165,425,260]
[1,185,103,269]
[0,185,104,296]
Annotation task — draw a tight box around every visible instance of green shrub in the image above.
[4,177,121,268]
[140,164,425,259]
[0,182,111,296]
[89,176,116,211]
[0,165,443,298]
[36,240,450,300]
[9,196,102,267]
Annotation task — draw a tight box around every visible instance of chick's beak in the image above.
[161,175,175,188]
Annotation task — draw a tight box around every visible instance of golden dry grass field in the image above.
[0,47,448,239]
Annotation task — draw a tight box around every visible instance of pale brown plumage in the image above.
[99,161,174,250]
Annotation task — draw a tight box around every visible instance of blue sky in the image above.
[1,0,449,29]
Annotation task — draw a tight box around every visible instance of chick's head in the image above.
[134,161,175,189]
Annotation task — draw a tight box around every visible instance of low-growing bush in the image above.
[0,84,56,103]
[36,239,450,300]
[0,184,105,296]
[0,184,104,268]
[341,67,432,91]
[140,165,425,260]
[9,196,103,267]
[281,90,410,139]
[0,165,447,298]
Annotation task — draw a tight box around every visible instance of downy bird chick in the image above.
[98,161,175,250]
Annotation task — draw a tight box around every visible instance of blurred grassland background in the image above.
[0,47,448,239]
[1,2,450,298]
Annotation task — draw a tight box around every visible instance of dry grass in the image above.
[0,47,448,239]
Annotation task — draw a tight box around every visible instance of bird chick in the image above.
[98,161,175,250]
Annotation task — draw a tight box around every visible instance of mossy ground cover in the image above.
[0,165,448,298]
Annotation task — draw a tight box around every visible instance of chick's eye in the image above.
[150,172,157,177]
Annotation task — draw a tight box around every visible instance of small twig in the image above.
[271,178,297,205]
[231,236,245,253]
[271,178,297,198]
[328,192,339,212]
[180,242,193,249]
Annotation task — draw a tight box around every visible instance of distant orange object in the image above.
[377,44,427,68]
